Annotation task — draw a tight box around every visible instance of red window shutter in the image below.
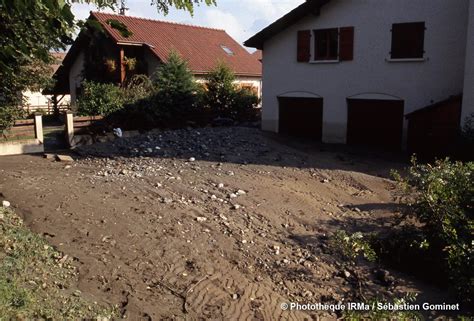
[297,30,311,62]
[339,26,354,61]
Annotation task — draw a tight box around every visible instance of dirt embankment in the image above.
[0,127,454,320]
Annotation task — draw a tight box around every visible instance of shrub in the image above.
[108,52,198,129]
[202,62,237,116]
[328,230,377,263]
[202,62,259,121]
[392,157,473,303]
[123,74,155,104]
[150,52,198,123]
[77,81,124,116]
[232,87,260,121]
[0,106,24,137]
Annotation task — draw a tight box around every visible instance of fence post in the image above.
[65,111,74,147]
[34,113,43,144]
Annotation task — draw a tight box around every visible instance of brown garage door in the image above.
[278,97,323,141]
[347,99,404,150]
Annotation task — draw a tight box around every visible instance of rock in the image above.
[217,183,225,189]
[232,293,239,300]
[228,193,238,199]
[189,157,196,162]
[196,217,207,223]
[162,198,173,204]
[2,200,10,208]
[343,270,351,278]
[44,153,56,160]
[321,179,330,183]
[210,195,217,200]
[146,148,153,153]
[56,154,74,162]
[374,269,395,286]
[232,204,241,210]
[302,290,313,298]
[236,189,246,195]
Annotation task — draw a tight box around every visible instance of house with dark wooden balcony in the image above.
[49,12,262,104]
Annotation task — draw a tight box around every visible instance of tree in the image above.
[202,62,260,121]
[203,62,238,115]
[151,51,198,122]
[0,0,216,134]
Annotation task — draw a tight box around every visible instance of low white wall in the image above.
[69,51,85,105]
[0,139,44,156]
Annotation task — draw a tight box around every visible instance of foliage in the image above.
[151,0,216,15]
[149,51,198,122]
[392,157,473,303]
[202,62,260,121]
[123,74,155,104]
[233,87,260,121]
[203,62,237,114]
[328,230,377,263]
[77,80,124,116]
[106,18,133,37]
[107,53,198,129]
[0,207,117,319]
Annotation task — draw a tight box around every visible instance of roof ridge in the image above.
[90,11,226,32]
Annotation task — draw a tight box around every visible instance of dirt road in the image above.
[0,127,451,320]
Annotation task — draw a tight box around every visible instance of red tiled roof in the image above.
[50,52,66,73]
[91,12,261,77]
[252,50,262,61]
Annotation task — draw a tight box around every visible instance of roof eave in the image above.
[244,0,331,49]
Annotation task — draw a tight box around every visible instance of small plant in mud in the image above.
[328,230,377,263]
[390,157,473,304]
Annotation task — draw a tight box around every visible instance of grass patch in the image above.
[0,207,117,320]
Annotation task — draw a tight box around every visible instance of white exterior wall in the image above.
[69,51,85,106]
[462,0,474,125]
[23,90,71,112]
[262,0,470,143]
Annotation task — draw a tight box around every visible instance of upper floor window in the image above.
[390,22,425,59]
[314,28,339,60]
[297,27,354,63]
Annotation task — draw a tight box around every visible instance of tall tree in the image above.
[0,0,216,133]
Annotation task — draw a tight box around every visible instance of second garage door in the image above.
[278,97,323,141]
[347,99,404,150]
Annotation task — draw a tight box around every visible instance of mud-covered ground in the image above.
[0,127,455,320]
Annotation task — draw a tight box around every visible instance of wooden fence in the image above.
[24,104,70,116]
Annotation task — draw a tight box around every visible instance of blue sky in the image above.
[71,0,304,51]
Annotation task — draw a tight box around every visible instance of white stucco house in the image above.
[50,12,262,105]
[245,0,474,151]
[24,52,70,115]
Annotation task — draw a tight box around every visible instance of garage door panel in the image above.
[278,97,323,141]
[347,99,404,150]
